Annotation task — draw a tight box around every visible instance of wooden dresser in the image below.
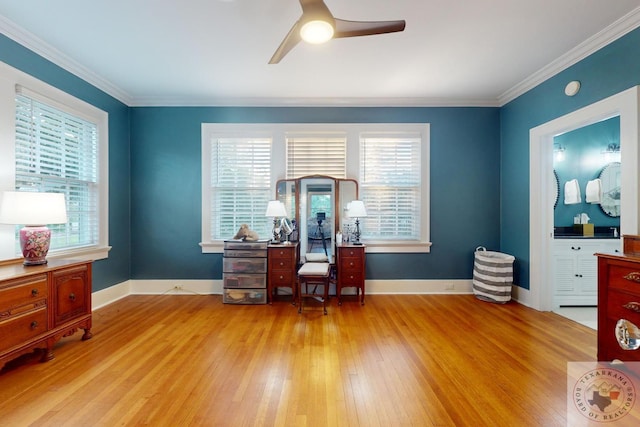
[336,243,366,305]
[597,237,640,361]
[0,259,92,369]
[267,242,299,304]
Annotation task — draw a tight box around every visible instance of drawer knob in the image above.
[279,275,284,280]
[30,321,38,330]
[623,302,640,313]
[31,288,39,296]
[615,319,640,350]
[624,272,640,283]
[69,293,76,301]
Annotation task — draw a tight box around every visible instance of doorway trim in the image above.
[528,86,640,311]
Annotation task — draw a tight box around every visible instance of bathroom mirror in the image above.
[553,170,559,209]
[275,175,358,262]
[599,161,621,217]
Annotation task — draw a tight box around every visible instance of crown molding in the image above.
[498,7,640,106]
[0,15,133,105]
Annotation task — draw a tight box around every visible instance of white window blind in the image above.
[209,137,272,239]
[286,133,347,178]
[359,133,422,240]
[15,92,99,251]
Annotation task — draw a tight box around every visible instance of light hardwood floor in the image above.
[0,294,602,426]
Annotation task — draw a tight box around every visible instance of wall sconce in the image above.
[265,200,288,243]
[0,191,68,265]
[346,200,367,245]
[603,143,621,162]
[553,143,565,162]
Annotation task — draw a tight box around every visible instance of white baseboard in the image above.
[90,278,478,310]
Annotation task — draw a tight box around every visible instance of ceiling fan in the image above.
[269,0,406,64]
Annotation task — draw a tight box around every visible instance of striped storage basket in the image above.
[472,246,515,303]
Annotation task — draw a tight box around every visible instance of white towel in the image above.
[586,178,602,204]
[564,179,581,205]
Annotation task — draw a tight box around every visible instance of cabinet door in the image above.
[52,264,90,326]
[553,255,578,294]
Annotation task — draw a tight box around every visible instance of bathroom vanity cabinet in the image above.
[553,239,620,306]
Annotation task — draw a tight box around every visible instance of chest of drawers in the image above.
[597,252,640,361]
[0,259,92,369]
[336,243,366,305]
[222,240,268,304]
[267,242,299,304]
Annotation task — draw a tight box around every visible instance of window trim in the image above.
[0,61,110,262]
[201,123,431,254]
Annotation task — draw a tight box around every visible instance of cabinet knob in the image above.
[30,321,38,329]
[31,288,39,296]
[624,272,640,283]
[69,293,76,301]
[623,302,640,313]
[571,246,581,251]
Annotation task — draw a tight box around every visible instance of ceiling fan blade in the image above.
[333,18,406,38]
[269,20,302,64]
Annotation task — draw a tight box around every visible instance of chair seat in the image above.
[298,262,330,276]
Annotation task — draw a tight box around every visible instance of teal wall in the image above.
[0,34,131,292]
[4,23,640,290]
[553,116,620,227]
[130,107,501,280]
[500,27,640,289]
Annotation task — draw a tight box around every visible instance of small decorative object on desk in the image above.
[233,224,259,241]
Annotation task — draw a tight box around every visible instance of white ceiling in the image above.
[1,0,640,107]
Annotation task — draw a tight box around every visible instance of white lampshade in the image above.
[347,200,367,218]
[265,200,288,218]
[0,191,68,225]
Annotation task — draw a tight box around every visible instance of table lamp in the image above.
[265,200,288,243]
[0,191,68,265]
[347,200,367,245]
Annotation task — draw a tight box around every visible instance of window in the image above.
[0,61,109,262]
[15,91,99,251]
[201,123,430,253]
[286,133,346,178]
[359,133,422,241]
[208,136,272,240]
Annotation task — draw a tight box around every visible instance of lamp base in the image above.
[20,225,51,266]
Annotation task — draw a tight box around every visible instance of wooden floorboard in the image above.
[0,294,607,426]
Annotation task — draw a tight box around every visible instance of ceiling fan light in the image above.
[300,20,334,44]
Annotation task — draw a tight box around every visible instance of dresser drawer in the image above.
[269,247,295,260]
[224,249,267,258]
[269,257,294,272]
[223,273,266,289]
[606,262,640,294]
[340,257,363,272]
[0,308,47,350]
[223,257,267,274]
[224,241,268,250]
[339,271,364,286]
[270,270,294,286]
[0,274,48,310]
[606,290,640,325]
[223,288,267,304]
[340,247,364,258]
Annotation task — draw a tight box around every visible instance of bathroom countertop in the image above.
[554,226,619,239]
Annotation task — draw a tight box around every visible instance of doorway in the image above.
[528,86,639,314]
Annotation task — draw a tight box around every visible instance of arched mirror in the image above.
[553,170,559,209]
[599,161,621,217]
[275,175,358,263]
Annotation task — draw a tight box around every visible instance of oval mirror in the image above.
[599,161,621,217]
[553,170,559,209]
[615,318,640,350]
[280,217,293,236]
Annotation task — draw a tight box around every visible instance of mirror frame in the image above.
[598,161,621,217]
[275,175,359,259]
